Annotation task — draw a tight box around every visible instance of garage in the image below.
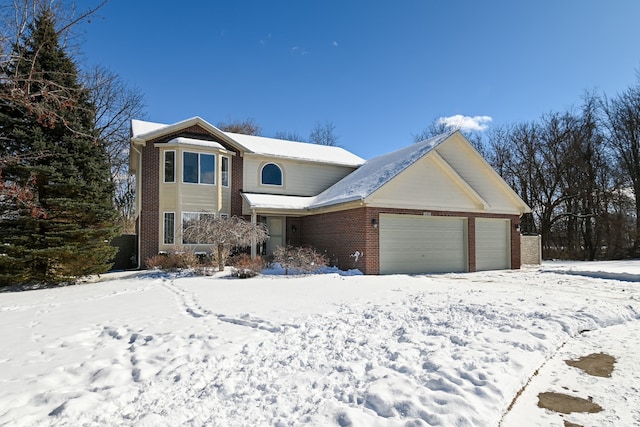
[379,214,468,274]
[475,218,511,271]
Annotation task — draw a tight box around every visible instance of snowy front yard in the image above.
[1,262,640,426]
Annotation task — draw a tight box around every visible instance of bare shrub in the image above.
[229,253,265,278]
[182,214,268,271]
[273,245,328,275]
[145,248,198,272]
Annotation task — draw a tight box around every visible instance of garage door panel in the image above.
[380,214,467,274]
[476,218,510,271]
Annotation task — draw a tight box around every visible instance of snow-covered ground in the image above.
[1,261,639,426]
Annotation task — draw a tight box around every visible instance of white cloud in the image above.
[437,115,493,132]
[291,46,309,55]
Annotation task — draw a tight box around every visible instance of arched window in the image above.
[261,163,282,186]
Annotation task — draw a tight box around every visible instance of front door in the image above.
[266,217,285,255]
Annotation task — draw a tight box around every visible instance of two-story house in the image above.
[130,117,531,274]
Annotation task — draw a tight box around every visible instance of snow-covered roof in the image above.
[241,193,315,211]
[130,118,365,167]
[309,132,453,208]
[166,137,224,150]
[226,132,364,167]
[131,119,167,138]
[241,132,454,212]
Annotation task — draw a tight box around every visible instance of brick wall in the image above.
[510,216,522,269]
[299,206,522,274]
[231,155,244,217]
[286,217,302,247]
[468,217,477,272]
[138,141,160,266]
[300,208,371,273]
[137,124,244,266]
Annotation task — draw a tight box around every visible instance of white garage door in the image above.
[475,218,511,271]
[379,214,467,274]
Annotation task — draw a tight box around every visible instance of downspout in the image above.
[131,142,143,269]
[217,154,222,216]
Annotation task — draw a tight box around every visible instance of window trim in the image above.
[163,212,175,245]
[260,162,283,187]
[199,153,215,185]
[182,151,216,185]
[221,155,230,187]
[164,150,175,183]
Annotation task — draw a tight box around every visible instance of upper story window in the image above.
[261,163,282,186]
[164,151,175,183]
[183,151,215,185]
[221,156,229,187]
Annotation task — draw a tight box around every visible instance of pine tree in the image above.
[0,9,118,286]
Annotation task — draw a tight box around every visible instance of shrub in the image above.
[229,253,265,279]
[272,245,329,275]
[145,248,199,272]
[182,215,268,271]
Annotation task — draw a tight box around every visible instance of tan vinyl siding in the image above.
[243,155,357,196]
[368,155,481,211]
[435,134,523,214]
[158,146,231,252]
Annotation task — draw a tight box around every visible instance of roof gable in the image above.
[310,131,530,214]
[310,132,451,208]
[434,132,531,213]
[130,117,243,151]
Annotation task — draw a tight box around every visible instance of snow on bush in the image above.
[272,245,329,275]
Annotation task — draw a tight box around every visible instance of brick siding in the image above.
[299,207,521,274]
[230,155,243,217]
[137,124,244,266]
[300,208,371,272]
[138,141,160,266]
[136,124,523,274]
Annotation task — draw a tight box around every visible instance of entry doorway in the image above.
[266,217,285,255]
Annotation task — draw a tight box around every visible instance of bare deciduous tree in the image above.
[485,98,620,260]
[411,117,451,143]
[182,215,268,271]
[601,79,640,256]
[83,65,146,230]
[412,117,486,154]
[217,118,262,135]
[308,120,338,146]
[0,0,107,140]
[273,130,306,142]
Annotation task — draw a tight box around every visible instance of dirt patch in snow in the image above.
[565,352,616,377]
[537,392,602,415]
[536,352,616,423]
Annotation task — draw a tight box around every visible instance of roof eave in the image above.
[132,117,249,153]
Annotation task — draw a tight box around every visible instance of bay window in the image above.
[183,151,215,184]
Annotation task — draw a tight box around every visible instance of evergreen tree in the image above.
[0,9,117,286]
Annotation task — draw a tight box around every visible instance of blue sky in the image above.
[80,1,640,159]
